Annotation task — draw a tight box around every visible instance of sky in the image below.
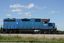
[0,0,64,31]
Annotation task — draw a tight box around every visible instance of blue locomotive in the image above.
[2,18,57,34]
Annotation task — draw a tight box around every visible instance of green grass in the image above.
[0,35,64,43]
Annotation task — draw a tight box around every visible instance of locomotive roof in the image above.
[4,18,50,22]
[4,18,50,20]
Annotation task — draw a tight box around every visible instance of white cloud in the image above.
[9,3,45,18]
[25,12,32,17]
[9,3,35,10]
[10,4,24,8]
[9,3,35,16]
[10,4,23,14]
[10,3,35,11]
[21,12,32,18]
[11,9,22,12]
[6,14,12,18]
[9,3,44,13]
[26,3,34,9]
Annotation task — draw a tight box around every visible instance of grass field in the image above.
[0,34,64,43]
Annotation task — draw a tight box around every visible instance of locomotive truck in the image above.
[1,18,57,34]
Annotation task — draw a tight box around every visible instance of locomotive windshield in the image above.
[48,23,53,26]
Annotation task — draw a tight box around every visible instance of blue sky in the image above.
[0,0,64,31]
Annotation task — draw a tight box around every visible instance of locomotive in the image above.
[1,18,57,34]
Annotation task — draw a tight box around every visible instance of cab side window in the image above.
[35,19,41,22]
[22,19,30,21]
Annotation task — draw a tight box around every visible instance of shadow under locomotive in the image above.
[0,28,57,34]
